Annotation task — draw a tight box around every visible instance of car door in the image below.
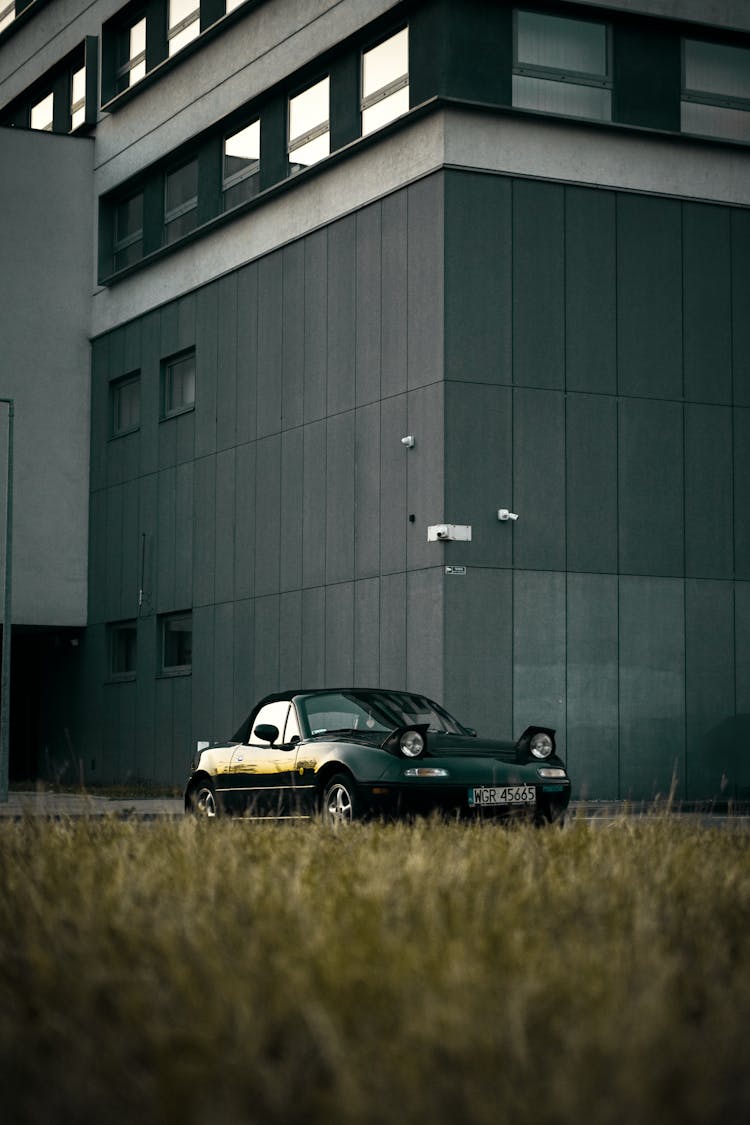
[226,700,300,816]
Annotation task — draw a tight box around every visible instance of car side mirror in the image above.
[253,723,279,745]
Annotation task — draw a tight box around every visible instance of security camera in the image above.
[436,527,449,539]
[498,509,519,522]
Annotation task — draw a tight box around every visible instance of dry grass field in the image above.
[0,814,748,1125]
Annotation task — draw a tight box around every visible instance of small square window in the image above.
[30,92,54,132]
[168,0,200,57]
[682,39,750,143]
[111,373,140,436]
[288,77,330,171]
[162,350,196,417]
[161,612,192,672]
[113,191,144,271]
[110,621,137,677]
[361,27,409,136]
[223,119,260,209]
[512,9,611,122]
[116,16,147,93]
[164,159,198,244]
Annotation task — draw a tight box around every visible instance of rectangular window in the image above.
[164,159,198,243]
[682,39,750,143]
[168,0,200,57]
[30,92,54,132]
[110,621,137,677]
[288,76,330,171]
[111,373,140,436]
[513,9,611,122]
[161,612,192,672]
[70,65,86,130]
[225,0,246,12]
[116,15,146,93]
[162,349,196,417]
[223,118,260,209]
[113,191,144,271]
[0,1,15,34]
[362,27,409,136]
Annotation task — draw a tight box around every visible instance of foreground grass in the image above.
[0,816,748,1125]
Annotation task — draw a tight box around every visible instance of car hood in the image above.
[309,726,556,765]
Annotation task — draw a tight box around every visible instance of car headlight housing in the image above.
[530,732,553,760]
[404,767,449,778]
[400,730,426,758]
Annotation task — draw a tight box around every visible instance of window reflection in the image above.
[71,66,86,130]
[682,39,750,143]
[288,77,330,171]
[362,27,409,135]
[168,0,200,56]
[30,92,54,132]
[513,9,611,122]
[223,119,260,209]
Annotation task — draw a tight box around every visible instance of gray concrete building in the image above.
[1,0,749,799]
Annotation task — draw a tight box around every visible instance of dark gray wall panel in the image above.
[732,211,750,408]
[617,195,682,399]
[105,484,124,621]
[685,579,734,799]
[301,586,325,688]
[193,454,216,608]
[156,468,176,611]
[408,176,444,392]
[304,230,327,424]
[194,283,218,459]
[327,214,356,416]
[254,435,281,597]
[380,571,406,689]
[302,421,326,587]
[565,187,616,395]
[325,581,354,685]
[171,674,193,781]
[191,604,214,750]
[355,403,381,580]
[216,273,238,451]
[174,461,194,611]
[381,191,407,400]
[618,398,684,576]
[279,590,302,687]
[355,203,381,408]
[213,602,235,735]
[88,488,106,622]
[134,611,157,782]
[253,594,279,700]
[566,573,619,798]
[619,576,685,800]
[380,395,407,575]
[354,577,380,685]
[406,567,443,701]
[513,180,564,390]
[736,586,750,765]
[137,472,157,627]
[683,204,731,405]
[120,478,140,620]
[735,408,750,580]
[444,568,513,739]
[175,409,195,467]
[566,394,618,574]
[445,382,512,569]
[407,383,444,572]
[236,264,259,443]
[280,428,304,593]
[234,442,256,602]
[444,171,511,386]
[282,242,305,431]
[513,570,566,757]
[215,449,236,604]
[326,411,355,584]
[90,338,108,494]
[257,254,283,439]
[513,388,565,572]
[233,598,255,727]
[139,310,161,478]
[685,404,733,579]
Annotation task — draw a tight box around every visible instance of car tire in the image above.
[189,779,219,818]
[322,773,360,824]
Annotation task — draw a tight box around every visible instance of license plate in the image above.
[468,785,536,807]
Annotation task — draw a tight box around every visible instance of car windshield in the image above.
[297,690,468,737]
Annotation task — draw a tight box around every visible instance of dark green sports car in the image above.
[184,688,571,824]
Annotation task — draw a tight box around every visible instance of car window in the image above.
[250,701,291,745]
[300,693,393,736]
[284,705,301,743]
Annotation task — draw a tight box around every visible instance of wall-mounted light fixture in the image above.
[498,509,518,521]
[401,435,415,448]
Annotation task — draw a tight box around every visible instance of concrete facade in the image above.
[1,0,749,798]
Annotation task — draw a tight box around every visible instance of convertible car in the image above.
[184,688,570,824]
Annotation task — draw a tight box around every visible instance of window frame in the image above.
[681,37,750,143]
[360,25,409,135]
[287,74,331,172]
[222,117,261,208]
[113,189,145,272]
[110,371,141,437]
[511,8,612,122]
[115,12,147,93]
[160,611,193,674]
[0,0,15,34]
[167,0,200,57]
[163,157,199,244]
[108,620,138,679]
[161,348,196,419]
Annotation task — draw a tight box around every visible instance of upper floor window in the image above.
[30,92,54,131]
[288,76,330,172]
[513,9,611,122]
[168,0,200,57]
[223,118,260,209]
[0,0,15,34]
[164,159,198,243]
[114,191,144,271]
[361,27,409,135]
[162,349,196,417]
[116,15,146,92]
[70,65,87,130]
[682,39,750,143]
[111,372,141,436]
